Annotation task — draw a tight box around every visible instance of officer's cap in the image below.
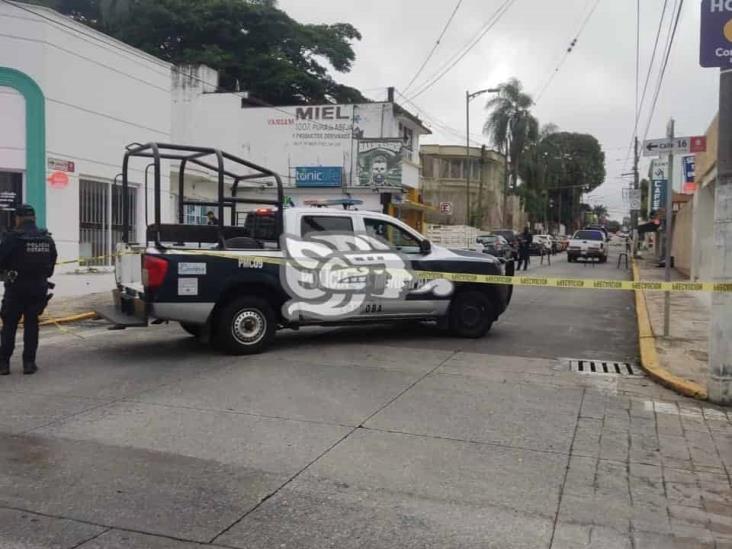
[15,204,35,217]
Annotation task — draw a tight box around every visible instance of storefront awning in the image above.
[638,221,660,234]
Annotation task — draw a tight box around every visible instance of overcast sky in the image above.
[278,0,719,220]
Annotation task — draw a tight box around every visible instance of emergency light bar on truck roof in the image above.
[120,143,284,247]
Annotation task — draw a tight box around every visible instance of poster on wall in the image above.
[356,139,403,187]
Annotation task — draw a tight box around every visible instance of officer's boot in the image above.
[0,360,9,376]
[23,362,38,375]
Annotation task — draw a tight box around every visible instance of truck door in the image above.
[361,216,439,317]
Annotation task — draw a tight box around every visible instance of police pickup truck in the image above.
[98,143,514,354]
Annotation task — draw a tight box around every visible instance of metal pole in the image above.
[663,119,674,337]
[632,136,640,255]
[709,68,732,404]
[465,90,471,226]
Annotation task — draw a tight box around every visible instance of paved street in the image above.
[1,251,731,548]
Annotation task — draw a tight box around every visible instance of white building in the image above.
[0,1,174,266]
[0,1,430,267]
[171,68,430,214]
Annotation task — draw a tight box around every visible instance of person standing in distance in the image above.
[517,226,532,271]
[0,204,57,375]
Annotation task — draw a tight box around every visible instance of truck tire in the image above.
[179,322,202,337]
[215,296,276,355]
[449,291,494,338]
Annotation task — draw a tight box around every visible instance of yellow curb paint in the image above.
[631,259,708,400]
[38,311,98,327]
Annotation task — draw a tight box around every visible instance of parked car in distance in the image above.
[531,235,553,255]
[490,229,520,259]
[555,235,569,252]
[477,234,513,262]
[567,229,609,263]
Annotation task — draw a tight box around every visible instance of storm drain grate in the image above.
[567,359,642,377]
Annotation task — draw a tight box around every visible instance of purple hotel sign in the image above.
[700,0,732,67]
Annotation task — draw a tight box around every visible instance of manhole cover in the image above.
[565,358,642,377]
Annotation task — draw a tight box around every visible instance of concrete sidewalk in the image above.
[0,272,113,320]
[636,256,710,394]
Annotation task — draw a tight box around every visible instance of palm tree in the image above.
[483,78,538,193]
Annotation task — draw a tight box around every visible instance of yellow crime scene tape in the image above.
[55,250,732,294]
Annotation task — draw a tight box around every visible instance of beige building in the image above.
[419,144,525,231]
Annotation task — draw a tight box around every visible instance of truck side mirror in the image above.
[419,239,432,255]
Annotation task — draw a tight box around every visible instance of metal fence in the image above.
[79,179,137,266]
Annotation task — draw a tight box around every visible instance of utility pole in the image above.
[477,145,486,229]
[632,136,640,255]
[709,67,732,404]
[465,90,471,226]
[465,88,499,227]
[663,119,674,337]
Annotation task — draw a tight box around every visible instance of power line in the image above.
[534,0,602,104]
[402,0,464,95]
[641,0,684,143]
[621,0,670,171]
[407,0,518,100]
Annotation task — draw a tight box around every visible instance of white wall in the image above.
[173,77,426,195]
[692,179,715,281]
[0,2,173,262]
[0,87,25,171]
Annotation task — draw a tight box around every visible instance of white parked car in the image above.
[567,230,609,263]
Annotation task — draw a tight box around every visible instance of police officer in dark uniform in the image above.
[0,204,57,375]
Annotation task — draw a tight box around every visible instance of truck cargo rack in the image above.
[121,143,284,247]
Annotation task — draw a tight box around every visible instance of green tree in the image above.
[537,132,605,231]
[32,0,364,104]
[482,78,538,194]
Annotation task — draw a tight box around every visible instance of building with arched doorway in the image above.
[0,1,173,266]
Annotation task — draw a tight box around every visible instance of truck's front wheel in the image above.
[215,297,275,355]
[449,291,495,338]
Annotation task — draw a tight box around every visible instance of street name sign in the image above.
[700,0,732,67]
[642,135,707,157]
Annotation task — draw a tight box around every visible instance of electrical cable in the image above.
[407,0,517,100]
[534,0,602,104]
[402,0,463,94]
[621,0,669,171]
[641,0,684,143]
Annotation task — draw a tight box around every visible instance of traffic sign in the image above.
[629,189,642,211]
[439,202,453,215]
[700,0,732,68]
[642,135,707,157]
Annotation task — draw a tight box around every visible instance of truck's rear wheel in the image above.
[449,291,494,338]
[215,296,275,355]
[179,322,202,338]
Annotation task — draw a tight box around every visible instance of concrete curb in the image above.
[631,259,708,400]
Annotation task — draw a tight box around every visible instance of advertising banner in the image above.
[356,139,403,187]
[682,155,695,183]
[295,167,342,187]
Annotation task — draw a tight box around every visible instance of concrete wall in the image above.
[0,2,173,262]
[692,181,715,281]
[690,115,718,282]
[672,201,693,276]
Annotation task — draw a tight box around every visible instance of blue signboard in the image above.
[700,0,732,67]
[683,155,696,183]
[295,167,342,187]
[651,179,668,212]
